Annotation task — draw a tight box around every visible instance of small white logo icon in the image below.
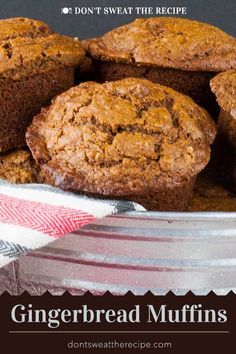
[61,7,72,15]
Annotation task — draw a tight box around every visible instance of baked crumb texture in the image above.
[83,17,236,71]
[211,70,236,112]
[0,149,39,184]
[27,78,216,210]
[83,17,236,116]
[188,176,236,212]
[0,17,91,153]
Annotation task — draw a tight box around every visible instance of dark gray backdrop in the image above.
[0,0,235,38]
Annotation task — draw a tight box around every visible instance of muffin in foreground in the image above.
[26,78,216,211]
[83,17,236,117]
[210,70,236,192]
[0,17,92,153]
[0,149,39,184]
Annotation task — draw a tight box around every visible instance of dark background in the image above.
[0,0,235,39]
[1,293,236,353]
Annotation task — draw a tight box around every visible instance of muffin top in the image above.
[210,70,236,111]
[0,17,89,80]
[83,17,236,71]
[26,78,216,196]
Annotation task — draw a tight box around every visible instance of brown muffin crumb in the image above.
[83,17,236,71]
[210,70,236,112]
[0,149,39,184]
[0,17,92,153]
[83,17,236,116]
[188,176,236,212]
[0,17,89,80]
[27,78,216,210]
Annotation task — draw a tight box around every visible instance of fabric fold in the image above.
[0,180,145,268]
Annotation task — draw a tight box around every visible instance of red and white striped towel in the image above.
[0,180,145,268]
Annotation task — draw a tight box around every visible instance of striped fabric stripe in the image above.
[0,183,144,217]
[0,180,144,268]
[0,240,30,258]
[0,194,95,237]
[0,222,53,248]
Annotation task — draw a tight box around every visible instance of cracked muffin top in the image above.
[210,70,236,111]
[0,17,90,80]
[83,17,236,71]
[26,78,216,195]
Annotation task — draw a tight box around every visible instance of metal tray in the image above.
[1,211,235,295]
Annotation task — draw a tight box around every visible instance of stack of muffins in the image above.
[1,17,236,211]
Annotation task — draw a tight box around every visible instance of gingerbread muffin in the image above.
[83,17,236,117]
[0,17,92,153]
[210,70,236,192]
[26,78,216,211]
[0,149,39,184]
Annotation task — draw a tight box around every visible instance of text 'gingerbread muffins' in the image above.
[83,17,236,117]
[26,78,216,211]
